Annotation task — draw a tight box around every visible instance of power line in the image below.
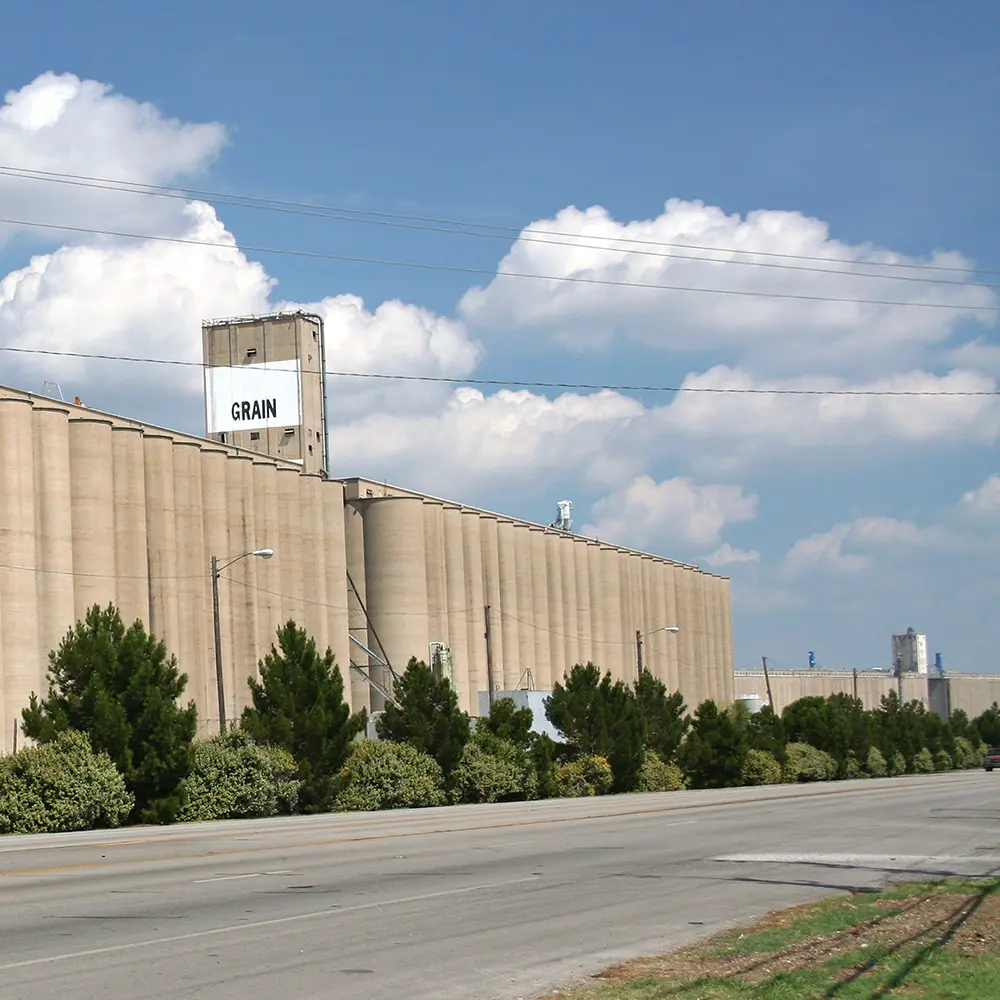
[4,163,998,278]
[2,215,996,314]
[2,343,996,396]
[2,164,996,288]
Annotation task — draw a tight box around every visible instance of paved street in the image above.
[1,773,997,1000]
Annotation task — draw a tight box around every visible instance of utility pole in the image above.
[211,554,227,733]
[635,629,644,680]
[761,655,774,712]
[484,605,495,707]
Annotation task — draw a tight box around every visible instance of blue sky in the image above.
[1,0,998,675]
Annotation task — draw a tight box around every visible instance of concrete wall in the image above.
[0,387,736,752]
[734,669,1000,721]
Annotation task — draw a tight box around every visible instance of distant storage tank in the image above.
[736,694,766,714]
[892,628,928,675]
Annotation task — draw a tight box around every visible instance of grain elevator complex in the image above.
[0,312,734,752]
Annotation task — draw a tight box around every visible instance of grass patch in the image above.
[551,878,1000,1000]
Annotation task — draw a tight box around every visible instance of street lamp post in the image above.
[635,625,680,680]
[211,548,274,731]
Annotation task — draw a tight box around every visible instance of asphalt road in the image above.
[1,773,998,1000]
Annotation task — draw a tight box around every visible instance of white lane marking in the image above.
[194,873,261,883]
[714,852,1000,868]
[0,875,540,972]
[194,870,295,882]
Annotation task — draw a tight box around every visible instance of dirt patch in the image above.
[583,887,1000,988]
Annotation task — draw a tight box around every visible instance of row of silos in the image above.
[0,390,354,752]
[347,493,734,716]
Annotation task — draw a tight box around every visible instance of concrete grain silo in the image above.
[171,439,208,714]
[573,539,593,667]
[586,540,604,670]
[495,519,520,690]
[343,499,371,710]
[528,526,552,691]
[423,499,448,672]
[32,403,75,699]
[513,523,535,688]
[559,535,580,673]
[479,513,504,694]
[460,508,487,705]
[276,467,305,627]
[363,496,429,678]
[199,444,231,729]
[144,433,181,678]
[0,397,39,745]
[68,415,116,620]
[443,504,471,711]
[111,425,149,628]
[320,478,352,710]
[600,546,624,677]
[544,530,566,682]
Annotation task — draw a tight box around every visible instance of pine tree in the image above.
[240,620,366,812]
[678,700,746,789]
[476,696,534,746]
[545,663,646,792]
[21,603,197,824]
[376,658,470,781]
[633,672,688,762]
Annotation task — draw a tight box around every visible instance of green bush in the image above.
[782,743,837,783]
[741,748,782,786]
[451,735,535,804]
[0,730,133,834]
[843,750,864,779]
[888,750,907,776]
[332,740,446,812]
[555,754,614,797]
[865,746,888,778]
[912,747,935,774]
[177,729,300,822]
[636,750,685,792]
[932,749,953,773]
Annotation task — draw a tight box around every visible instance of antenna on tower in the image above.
[550,500,573,533]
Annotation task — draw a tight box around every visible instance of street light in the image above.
[635,625,680,679]
[211,548,274,731]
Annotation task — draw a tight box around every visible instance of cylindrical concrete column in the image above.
[513,523,534,688]
[719,576,735,705]
[32,404,75,693]
[321,479,352,709]
[299,473,328,658]
[461,509,486,713]
[703,573,722,706]
[600,546,624,679]
[495,519,519,690]
[0,398,39,752]
[363,496,429,678]
[252,459,282,666]
[638,555,657,682]
[676,566,702,706]
[172,440,209,721]
[199,445,230,734]
[573,539,593,667]
[344,500,372,711]
[648,560,668,688]
[225,453,260,720]
[587,540,604,674]
[111,425,148,630]
[544,531,565,683]
[617,551,636,685]
[443,504,471,711]
[528,526,551,692]
[423,500,447,666]
[479,514,503,699]
[68,416,116,621]
[663,563,682,696]
[559,535,579,673]
[629,552,645,684]
[276,467,305,628]
[144,433,180,666]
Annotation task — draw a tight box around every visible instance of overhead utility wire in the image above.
[1,166,995,288]
[3,164,997,277]
[2,216,996,314]
[2,344,996,396]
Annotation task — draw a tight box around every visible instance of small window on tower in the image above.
[246,347,257,358]
[308,444,314,455]
[250,431,261,441]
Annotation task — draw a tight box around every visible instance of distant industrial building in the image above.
[0,314,734,752]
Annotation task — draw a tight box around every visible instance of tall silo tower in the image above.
[202,311,328,475]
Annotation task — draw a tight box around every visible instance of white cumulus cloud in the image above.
[459,200,996,373]
[704,543,761,568]
[1,72,227,242]
[961,474,1000,517]
[582,475,759,554]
